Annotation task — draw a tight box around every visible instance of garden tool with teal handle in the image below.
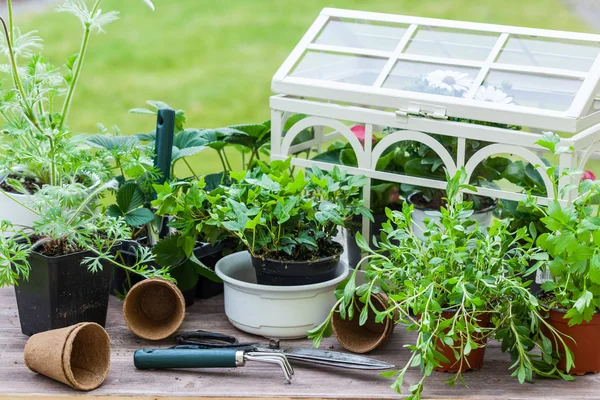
[173,330,395,370]
[134,347,294,383]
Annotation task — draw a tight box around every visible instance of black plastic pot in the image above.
[111,239,229,304]
[194,242,231,299]
[14,250,113,336]
[250,242,343,286]
[345,213,390,269]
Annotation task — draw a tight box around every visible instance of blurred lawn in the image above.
[16,0,591,175]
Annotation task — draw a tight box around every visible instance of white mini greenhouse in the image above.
[270,8,600,228]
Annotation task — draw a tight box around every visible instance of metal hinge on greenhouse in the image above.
[395,102,447,123]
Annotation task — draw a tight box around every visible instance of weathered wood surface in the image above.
[1,287,599,399]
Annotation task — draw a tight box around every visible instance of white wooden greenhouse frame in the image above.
[270,8,600,238]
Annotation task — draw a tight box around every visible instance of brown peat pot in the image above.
[24,323,110,390]
[123,279,186,340]
[332,293,395,353]
[434,311,491,373]
[250,242,343,286]
[547,309,600,375]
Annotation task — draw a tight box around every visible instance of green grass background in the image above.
[15,0,593,175]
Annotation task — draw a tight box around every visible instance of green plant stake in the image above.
[154,108,176,185]
[153,108,175,242]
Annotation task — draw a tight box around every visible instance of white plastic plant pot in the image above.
[216,251,349,339]
[0,190,38,236]
[409,202,497,239]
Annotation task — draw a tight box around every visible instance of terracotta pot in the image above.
[546,309,600,375]
[332,293,395,353]
[433,311,491,373]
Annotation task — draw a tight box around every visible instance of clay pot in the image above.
[433,312,491,373]
[123,279,186,340]
[546,309,600,375]
[24,323,110,391]
[332,293,395,353]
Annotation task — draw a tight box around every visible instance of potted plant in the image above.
[519,132,600,375]
[310,169,573,399]
[314,126,511,263]
[88,104,234,302]
[153,158,372,286]
[0,0,154,228]
[0,179,171,336]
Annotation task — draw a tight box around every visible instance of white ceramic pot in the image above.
[216,251,349,339]
[407,193,497,239]
[0,189,38,233]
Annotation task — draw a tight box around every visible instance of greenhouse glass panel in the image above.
[480,70,583,111]
[496,35,600,72]
[403,27,498,61]
[383,61,480,97]
[314,18,408,51]
[290,51,387,86]
[273,8,600,131]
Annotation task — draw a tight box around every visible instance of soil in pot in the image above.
[433,311,491,373]
[15,249,113,336]
[251,241,343,286]
[0,174,41,194]
[545,309,600,375]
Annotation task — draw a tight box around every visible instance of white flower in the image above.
[425,70,472,93]
[472,85,513,104]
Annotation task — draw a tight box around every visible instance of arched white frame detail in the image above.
[464,144,555,199]
[371,130,458,176]
[280,117,367,168]
[578,141,600,171]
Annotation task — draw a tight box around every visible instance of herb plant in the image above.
[309,169,573,399]
[0,179,171,288]
[0,0,155,189]
[521,132,600,325]
[153,159,373,262]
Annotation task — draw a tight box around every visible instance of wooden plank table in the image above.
[1,287,598,399]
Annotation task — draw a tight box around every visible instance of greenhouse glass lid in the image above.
[272,8,600,133]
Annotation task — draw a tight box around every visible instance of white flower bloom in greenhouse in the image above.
[473,85,514,104]
[425,70,472,93]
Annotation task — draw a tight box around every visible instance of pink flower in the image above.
[351,125,376,145]
[582,170,596,181]
[388,187,400,204]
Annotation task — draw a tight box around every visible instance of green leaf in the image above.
[86,134,138,151]
[106,204,124,218]
[589,254,600,285]
[124,208,155,227]
[343,273,357,305]
[593,231,600,247]
[359,305,369,326]
[152,235,187,267]
[116,182,145,213]
[574,290,593,313]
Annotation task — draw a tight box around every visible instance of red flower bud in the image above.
[582,170,596,181]
[350,125,376,145]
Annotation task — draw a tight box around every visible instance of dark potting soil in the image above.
[410,192,496,212]
[255,240,343,263]
[0,174,41,194]
[30,236,86,257]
